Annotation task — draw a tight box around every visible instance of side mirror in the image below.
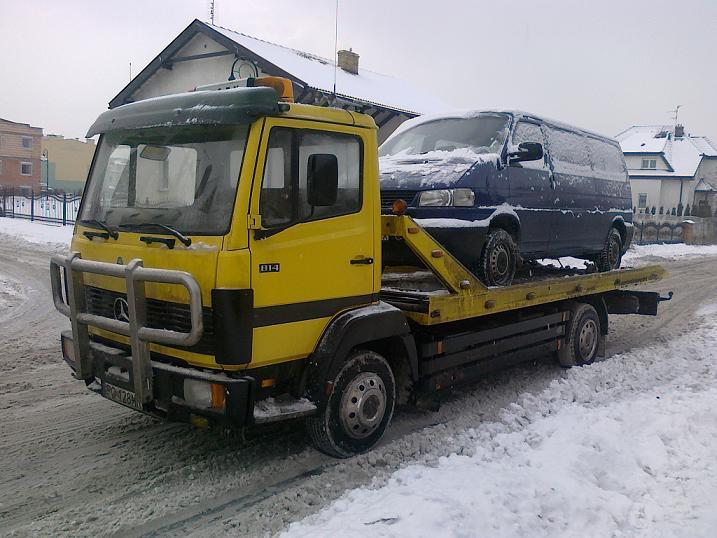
[307,154,338,206]
[509,142,543,163]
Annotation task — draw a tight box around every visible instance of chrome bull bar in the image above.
[50,251,204,404]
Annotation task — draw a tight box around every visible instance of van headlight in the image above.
[418,189,475,207]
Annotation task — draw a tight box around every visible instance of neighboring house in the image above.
[109,19,448,143]
[41,135,95,193]
[616,124,717,217]
[0,118,43,191]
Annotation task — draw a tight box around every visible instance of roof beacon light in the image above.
[194,76,294,102]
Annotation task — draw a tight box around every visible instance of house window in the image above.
[21,162,33,175]
[22,136,33,149]
[641,158,656,169]
[638,193,648,208]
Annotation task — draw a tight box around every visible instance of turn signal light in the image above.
[392,199,408,215]
[210,383,226,410]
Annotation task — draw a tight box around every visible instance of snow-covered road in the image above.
[1,218,716,537]
[284,307,717,538]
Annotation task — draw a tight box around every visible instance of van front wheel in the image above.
[478,229,518,286]
[597,228,622,272]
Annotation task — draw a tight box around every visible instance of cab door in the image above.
[247,118,378,368]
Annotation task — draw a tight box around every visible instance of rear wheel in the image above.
[478,228,518,286]
[306,350,396,458]
[597,227,622,272]
[558,303,601,367]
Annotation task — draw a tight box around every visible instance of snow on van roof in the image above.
[207,23,449,116]
[616,125,717,178]
[382,109,620,148]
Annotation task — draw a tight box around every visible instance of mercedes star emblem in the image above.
[113,297,130,322]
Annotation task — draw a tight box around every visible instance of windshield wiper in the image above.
[79,219,118,240]
[119,222,192,247]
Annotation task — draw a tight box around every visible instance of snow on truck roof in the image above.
[207,23,449,116]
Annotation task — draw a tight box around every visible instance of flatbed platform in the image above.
[380,215,665,325]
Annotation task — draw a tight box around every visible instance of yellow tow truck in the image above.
[51,77,669,457]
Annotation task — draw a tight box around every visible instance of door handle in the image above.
[350,257,374,265]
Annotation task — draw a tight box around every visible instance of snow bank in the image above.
[284,311,717,538]
[622,243,717,264]
[0,272,24,312]
[538,242,717,270]
[0,217,73,248]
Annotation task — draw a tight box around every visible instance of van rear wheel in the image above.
[478,229,518,286]
[597,227,623,272]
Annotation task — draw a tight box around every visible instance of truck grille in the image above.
[380,190,419,209]
[84,286,215,356]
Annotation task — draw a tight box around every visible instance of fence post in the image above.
[62,193,67,226]
[30,190,35,222]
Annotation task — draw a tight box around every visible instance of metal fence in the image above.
[0,186,81,226]
[633,219,685,245]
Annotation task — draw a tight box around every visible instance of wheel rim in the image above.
[339,372,387,440]
[608,237,620,268]
[489,244,511,282]
[578,319,598,360]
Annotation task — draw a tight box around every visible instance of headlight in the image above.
[418,189,475,207]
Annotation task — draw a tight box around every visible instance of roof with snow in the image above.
[109,19,447,124]
[616,125,717,178]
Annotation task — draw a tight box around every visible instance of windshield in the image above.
[379,114,510,158]
[79,124,249,235]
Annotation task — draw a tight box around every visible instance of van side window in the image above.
[512,122,546,170]
[546,128,591,176]
[586,138,628,182]
[259,128,363,228]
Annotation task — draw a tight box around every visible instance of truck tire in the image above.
[306,350,396,458]
[558,303,600,367]
[478,229,518,286]
[597,228,622,272]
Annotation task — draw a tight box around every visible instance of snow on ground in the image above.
[0,272,24,311]
[284,308,717,538]
[0,217,73,248]
[539,242,717,271]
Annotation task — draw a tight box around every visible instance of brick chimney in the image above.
[675,124,685,138]
[337,49,359,75]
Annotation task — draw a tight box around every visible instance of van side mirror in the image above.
[509,142,544,164]
[307,154,338,206]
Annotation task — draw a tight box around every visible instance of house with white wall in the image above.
[109,19,448,144]
[616,124,717,217]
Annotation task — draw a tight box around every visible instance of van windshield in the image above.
[79,124,249,236]
[379,114,510,158]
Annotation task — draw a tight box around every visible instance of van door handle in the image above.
[350,257,374,265]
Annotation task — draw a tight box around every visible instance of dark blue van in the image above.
[379,111,633,286]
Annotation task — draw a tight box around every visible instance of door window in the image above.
[259,128,362,227]
[546,128,591,175]
[512,121,547,170]
[587,138,628,181]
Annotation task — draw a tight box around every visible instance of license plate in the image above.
[102,381,143,411]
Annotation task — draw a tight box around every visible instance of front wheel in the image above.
[478,229,518,286]
[306,350,396,458]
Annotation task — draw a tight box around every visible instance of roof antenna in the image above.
[209,0,215,25]
[332,0,339,97]
[668,104,681,125]
[129,62,132,82]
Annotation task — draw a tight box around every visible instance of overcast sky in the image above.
[1,0,715,142]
